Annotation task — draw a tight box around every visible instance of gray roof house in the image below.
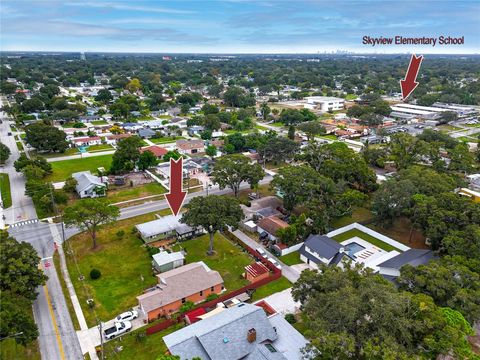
[299,235,342,266]
[72,171,106,198]
[135,214,201,243]
[163,302,307,360]
[138,128,156,139]
[377,249,435,278]
[152,250,185,273]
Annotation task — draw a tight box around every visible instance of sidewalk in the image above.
[232,229,300,283]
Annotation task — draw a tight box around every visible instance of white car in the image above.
[104,321,132,340]
[116,310,138,322]
[256,248,268,258]
[268,258,282,270]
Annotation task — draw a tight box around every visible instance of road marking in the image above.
[42,266,66,360]
[41,256,53,261]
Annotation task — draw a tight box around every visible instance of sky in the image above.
[1,0,479,54]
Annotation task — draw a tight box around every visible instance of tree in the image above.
[201,103,219,115]
[137,150,159,170]
[297,121,326,140]
[225,132,246,152]
[292,265,476,360]
[163,150,181,162]
[371,179,417,224]
[95,89,113,103]
[448,143,475,172]
[398,256,480,324]
[387,133,430,170]
[110,136,144,174]
[181,195,242,255]
[211,154,265,198]
[205,145,217,158]
[25,123,68,153]
[63,176,78,193]
[14,154,52,174]
[0,142,11,164]
[0,292,40,345]
[439,111,458,124]
[63,199,120,248]
[126,78,141,93]
[260,102,270,120]
[276,225,298,246]
[0,233,47,300]
[257,136,299,164]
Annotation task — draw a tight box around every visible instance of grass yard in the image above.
[91,120,108,125]
[16,141,23,151]
[33,148,80,159]
[331,207,374,229]
[270,122,284,128]
[236,183,275,204]
[46,154,113,182]
[87,144,113,152]
[0,173,12,208]
[251,277,292,301]
[65,209,172,327]
[150,136,184,144]
[458,136,480,143]
[345,94,358,100]
[318,134,338,141]
[437,124,462,132]
[172,233,252,291]
[279,251,302,266]
[102,322,184,360]
[332,228,401,252]
[107,182,167,204]
[255,123,270,131]
[0,339,40,360]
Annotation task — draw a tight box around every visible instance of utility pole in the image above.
[98,320,104,360]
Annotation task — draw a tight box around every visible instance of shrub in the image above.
[284,313,296,324]
[179,301,195,314]
[206,293,219,302]
[116,230,125,239]
[90,268,101,280]
[146,246,160,257]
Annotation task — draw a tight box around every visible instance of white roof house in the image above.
[72,171,106,198]
[152,250,185,272]
[135,214,199,243]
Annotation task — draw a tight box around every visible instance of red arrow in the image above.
[165,157,187,216]
[400,54,423,100]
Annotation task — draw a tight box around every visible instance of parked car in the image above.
[104,321,132,340]
[256,247,268,259]
[248,192,260,200]
[115,310,138,322]
[268,258,282,270]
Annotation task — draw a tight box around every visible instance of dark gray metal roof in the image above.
[303,234,342,259]
[377,249,434,269]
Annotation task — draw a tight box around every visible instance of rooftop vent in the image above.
[247,328,256,343]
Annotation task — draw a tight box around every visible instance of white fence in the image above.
[326,222,410,251]
[274,242,304,256]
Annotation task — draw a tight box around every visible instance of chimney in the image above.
[247,328,256,343]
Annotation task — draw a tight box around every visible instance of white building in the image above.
[304,96,345,112]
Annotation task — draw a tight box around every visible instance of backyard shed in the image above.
[152,250,185,273]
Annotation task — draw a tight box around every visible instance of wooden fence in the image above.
[145,230,282,336]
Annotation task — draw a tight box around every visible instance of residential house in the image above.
[209,139,224,149]
[152,251,185,273]
[122,122,143,132]
[71,136,102,147]
[377,249,435,279]
[79,115,100,123]
[458,187,480,202]
[138,128,156,139]
[187,125,205,136]
[72,171,107,198]
[135,214,201,244]
[176,139,205,155]
[140,145,168,159]
[257,216,289,241]
[466,174,480,191]
[163,302,308,360]
[105,133,132,145]
[137,262,224,321]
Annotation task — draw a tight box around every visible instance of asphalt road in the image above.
[0,98,37,224]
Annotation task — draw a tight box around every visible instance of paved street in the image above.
[0,98,37,224]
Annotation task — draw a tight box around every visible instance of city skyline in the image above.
[1,1,479,54]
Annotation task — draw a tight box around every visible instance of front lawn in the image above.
[65,209,172,327]
[102,322,184,360]
[46,154,113,182]
[279,251,301,266]
[172,233,252,291]
[332,228,401,252]
[251,277,292,301]
[150,136,184,144]
[87,144,113,152]
[0,173,12,208]
[345,94,358,100]
[0,339,40,360]
[107,182,167,204]
[91,120,108,125]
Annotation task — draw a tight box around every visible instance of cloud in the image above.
[66,1,194,14]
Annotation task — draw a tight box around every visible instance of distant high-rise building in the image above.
[80,52,86,61]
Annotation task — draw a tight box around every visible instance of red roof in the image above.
[245,262,269,278]
[184,307,206,324]
[72,136,101,142]
[254,300,276,316]
[141,145,168,157]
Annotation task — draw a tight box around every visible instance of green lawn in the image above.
[46,154,113,182]
[173,233,252,291]
[270,122,284,128]
[0,339,40,360]
[87,144,113,152]
[65,210,172,327]
[458,136,480,143]
[331,207,374,229]
[0,173,12,208]
[345,94,358,100]
[91,120,108,125]
[279,251,302,266]
[16,141,23,151]
[150,136,184,144]
[107,182,167,204]
[33,147,80,158]
[102,322,184,360]
[318,134,338,140]
[332,229,402,252]
[255,124,270,131]
[251,277,292,301]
